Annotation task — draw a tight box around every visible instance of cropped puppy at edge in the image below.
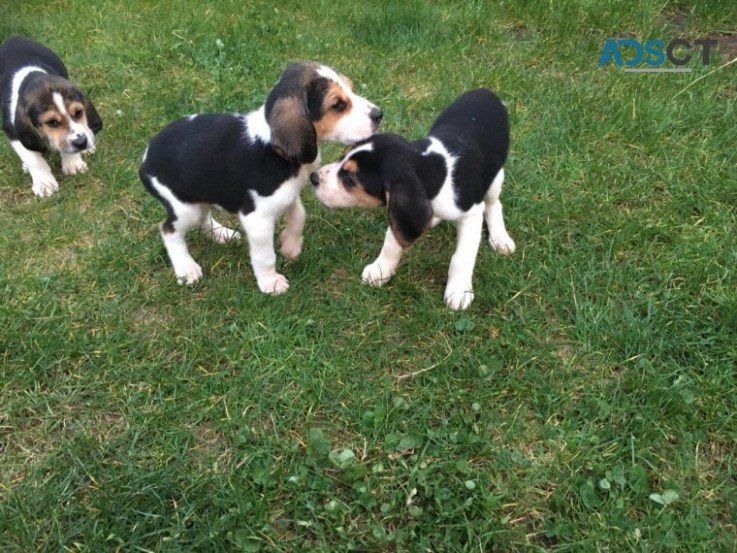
[140,62,382,294]
[0,36,103,197]
[311,88,515,310]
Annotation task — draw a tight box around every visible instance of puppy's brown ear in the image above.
[266,96,317,164]
[386,170,433,247]
[265,62,320,164]
[15,103,46,152]
[84,97,103,134]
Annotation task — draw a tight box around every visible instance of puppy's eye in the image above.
[332,100,347,112]
[45,119,60,128]
[72,109,84,120]
[340,168,356,187]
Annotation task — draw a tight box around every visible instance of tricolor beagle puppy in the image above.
[0,36,103,197]
[311,88,515,310]
[139,61,382,294]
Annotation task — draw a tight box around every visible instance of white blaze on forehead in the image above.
[53,91,86,139]
[318,141,375,188]
[317,65,351,93]
[52,92,69,117]
[341,140,374,163]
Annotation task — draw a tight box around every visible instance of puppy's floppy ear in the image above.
[84,96,103,134]
[386,167,433,247]
[15,103,46,152]
[265,62,320,164]
[267,96,317,164]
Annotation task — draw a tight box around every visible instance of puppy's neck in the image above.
[243,105,270,144]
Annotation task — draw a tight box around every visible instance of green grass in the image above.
[1,0,736,550]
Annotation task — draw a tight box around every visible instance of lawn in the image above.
[1,0,736,551]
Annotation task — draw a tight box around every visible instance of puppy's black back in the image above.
[429,88,508,162]
[428,88,509,210]
[0,36,68,80]
[140,114,301,215]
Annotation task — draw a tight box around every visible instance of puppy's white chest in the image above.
[249,160,317,217]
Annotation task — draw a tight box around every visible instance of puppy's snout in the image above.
[370,107,383,125]
[309,171,320,187]
[71,135,88,150]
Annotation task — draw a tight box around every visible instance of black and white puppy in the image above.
[0,35,103,197]
[139,62,382,294]
[311,88,515,310]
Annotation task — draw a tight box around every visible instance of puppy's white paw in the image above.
[361,262,394,287]
[258,273,290,295]
[174,260,203,285]
[444,286,475,311]
[280,230,303,260]
[489,232,516,255]
[62,156,88,176]
[208,226,241,244]
[31,175,60,197]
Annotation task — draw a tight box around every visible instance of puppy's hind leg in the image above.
[145,175,205,285]
[484,168,516,255]
[200,208,241,244]
[160,202,207,285]
[444,212,483,310]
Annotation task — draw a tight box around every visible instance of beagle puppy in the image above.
[311,88,515,310]
[139,61,382,294]
[0,36,103,197]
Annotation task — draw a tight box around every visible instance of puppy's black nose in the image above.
[370,107,383,124]
[309,171,320,187]
[71,135,88,150]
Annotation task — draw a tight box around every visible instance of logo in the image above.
[599,38,718,72]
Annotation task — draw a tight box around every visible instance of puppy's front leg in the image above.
[362,227,404,287]
[280,197,306,260]
[10,141,59,197]
[61,152,88,176]
[444,213,483,310]
[239,212,289,294]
